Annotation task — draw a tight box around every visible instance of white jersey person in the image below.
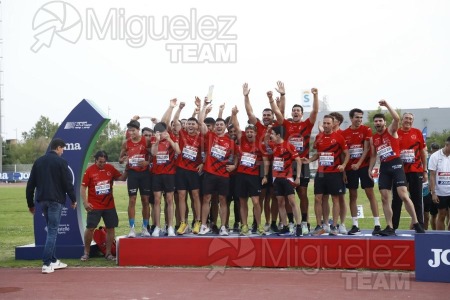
[428,136,450,230]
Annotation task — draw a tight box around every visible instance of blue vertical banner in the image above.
[16,99,109,259]
[422,126,428,143]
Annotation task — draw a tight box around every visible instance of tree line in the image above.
[2,116,125,164]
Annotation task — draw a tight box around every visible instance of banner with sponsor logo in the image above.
[415,232,450,283]
[302,90,312,112]
[0,172,30,182]
[16,99,109,259]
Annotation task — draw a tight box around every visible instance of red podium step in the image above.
[117,231,415,270]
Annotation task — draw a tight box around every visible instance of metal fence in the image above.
[2,164,34,172]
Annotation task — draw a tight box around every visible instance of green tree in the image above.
[91,120,125,162]
[22,116,59,141]
[3,118,126,165]
[106,120,125,139]
[99,136,124,161]
[426,129,450,149]
[3,137,49,164]
[3,116,57,164]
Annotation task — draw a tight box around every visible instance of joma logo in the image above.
[64,143,82,150]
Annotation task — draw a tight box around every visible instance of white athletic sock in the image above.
[352,217,359,227]
[374,217,380,226]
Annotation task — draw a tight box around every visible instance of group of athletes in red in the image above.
[80,81,437,260]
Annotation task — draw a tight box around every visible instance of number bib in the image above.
[437,172,450,185]
[319,152,334,166]
[349,145,363,159]
[129,154,145,167]
[95,180,111,195]
[211,145,226,161]
[156,151,169,164]
[182,145,198,161]
[240,152,257,167]
[377,145,394,161]
[273,157,284,171]
[289,137,304,152]
[400,149,415,163]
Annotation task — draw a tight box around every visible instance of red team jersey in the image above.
[372,129,401,163]
[397,127,426,173]
[237,131,264,176]
[126,136,149,172]
[176,129,203,172]
[314,131,348,173]
[81,164,122,210]
[270,141,299,178]
[282,119,314,158]
[151,133,178,175]
[341,125,372,170]
[203,131,236,178]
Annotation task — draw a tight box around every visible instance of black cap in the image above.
[127,120,140,129]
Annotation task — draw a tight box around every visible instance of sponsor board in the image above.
[415,232,450,283]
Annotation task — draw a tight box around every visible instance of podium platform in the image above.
[117,230,416,270]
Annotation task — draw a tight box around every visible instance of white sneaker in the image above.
[42,265,54,274]
[127,227,136,238]
[288,223,295,235]
[219,226,229,236]
[167,226,175,237]
[199,225,210,235]
[323,224,330,233]
[141,227,150,237]
[338,224,348,235]
[301,222,309,235]
[152,226,161,237]
[50,260,67,270]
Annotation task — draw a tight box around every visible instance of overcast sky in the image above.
[2,0,450,140]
